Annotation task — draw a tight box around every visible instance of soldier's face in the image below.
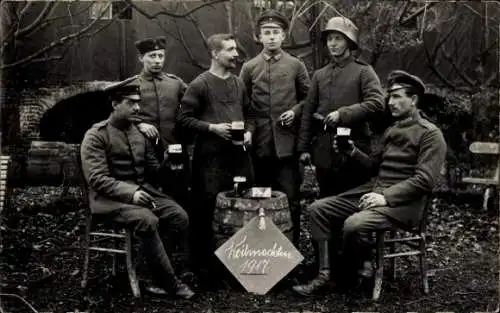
[326,32,349,58]
[259,26,285,52]
[214,39,239,69]
[388,89,417,119]
[139,49,165,74]
[113,97,141,122]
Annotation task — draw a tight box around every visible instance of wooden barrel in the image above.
[25,141,66,185]
[213,190,293,248]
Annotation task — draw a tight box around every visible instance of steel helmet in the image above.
[321,16,359,48]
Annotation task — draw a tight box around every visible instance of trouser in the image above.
[307,187,394,277]
[253,155,301,246]
[109,196,189,289]
[190,141,254,274]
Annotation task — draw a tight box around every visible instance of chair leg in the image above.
[388,229,396,281]
[81,216,92,289]
[372,231,385,301]
[419,233,429,294]
[125,230,141,298]
[112,231,118,277]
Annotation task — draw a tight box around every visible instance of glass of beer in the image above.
[231,121,245,145]
[167,144,183,170]
[233,176,247,197]
[336,127,351,150]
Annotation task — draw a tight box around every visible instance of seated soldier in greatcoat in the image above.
[80,80,195,299]
[293,70,447,295]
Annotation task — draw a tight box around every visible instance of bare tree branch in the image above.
[173,19,207,70]
[124,0,229,19]
[399,1,439,26]
[441,49,476,87]
[0,1,125,70]
[14,2,56,39]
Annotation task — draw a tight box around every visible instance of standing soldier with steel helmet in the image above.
[297,16,385,198]
[239,10,310,246]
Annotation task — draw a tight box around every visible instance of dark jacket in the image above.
[132,71,189,146]
[240,51,310,158]
[344,110,447,227]
[80,120,163,215]
[297,56,385,169]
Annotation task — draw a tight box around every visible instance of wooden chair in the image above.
[78,157,141,298]
[0,155,11,253]
[372,196,435,300]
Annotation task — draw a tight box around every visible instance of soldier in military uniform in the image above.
[80,80,195,299]
[239,10,310,246]
[297,17,385,198]
[292,70,447,295]
[132,37,191,210]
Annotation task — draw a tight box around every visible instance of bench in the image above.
[461,141,499,210]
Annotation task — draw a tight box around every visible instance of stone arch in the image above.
[20,81,113,142]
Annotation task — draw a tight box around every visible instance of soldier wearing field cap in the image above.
[80,79,195,299]
[292,70,447,295]
[297,16,385,198]
[239,10,310,246]
[130,36,192,225]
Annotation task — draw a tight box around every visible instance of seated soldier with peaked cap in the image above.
[293,70,447,296]
[80,79,195,299]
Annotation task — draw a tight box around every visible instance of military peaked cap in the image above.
[135,37,166,55]
[387,70,426,95]
[104,76,140,100]
[257,10,289,30]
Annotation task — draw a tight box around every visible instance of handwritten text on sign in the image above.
[215,216,303,295]
[225,235,293,275]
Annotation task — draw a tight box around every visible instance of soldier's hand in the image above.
[244,131,252,146]
[333,135,355,155]
[138,123,160,141]
[279,110,295,126]
[359,192,387,210]
[299,152,311,164]
[132,190,155,207]
[324,111,340,128]
[209,123,231,140]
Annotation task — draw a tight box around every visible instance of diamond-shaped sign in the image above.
[215,216,304,295]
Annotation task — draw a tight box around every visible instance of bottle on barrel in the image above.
[233,176,248,197]
[336,127,351,150]
[167,144,183,171]
[231,121,245,146]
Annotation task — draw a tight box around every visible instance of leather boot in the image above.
[292,270,331,296]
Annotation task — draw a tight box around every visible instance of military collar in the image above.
[140,70,163,81]
[329,54,354,68]
[394,110,422,127]
[261,50,283,61]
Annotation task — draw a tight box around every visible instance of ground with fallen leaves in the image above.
[0,187,498,313]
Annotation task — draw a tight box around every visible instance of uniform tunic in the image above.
[308,110,447,240]
[131,71,191,207]
[239,51,310,158]
[177,71,255,268]
[80,119,189,289]
[134,71,188,147]
[239,51,310,245]
[297,56,385,197]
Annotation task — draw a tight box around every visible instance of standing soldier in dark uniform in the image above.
[293,71,447,295]
[177,33,254,284]
[80,81,195,299]
[297,17,385,198]
[239,10,310,246]
[132,37,191,209]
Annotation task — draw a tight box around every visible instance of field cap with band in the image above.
[135,37,166,55]
[257,10,289,30]
[387,70,426,95]
[104,76,141,101]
